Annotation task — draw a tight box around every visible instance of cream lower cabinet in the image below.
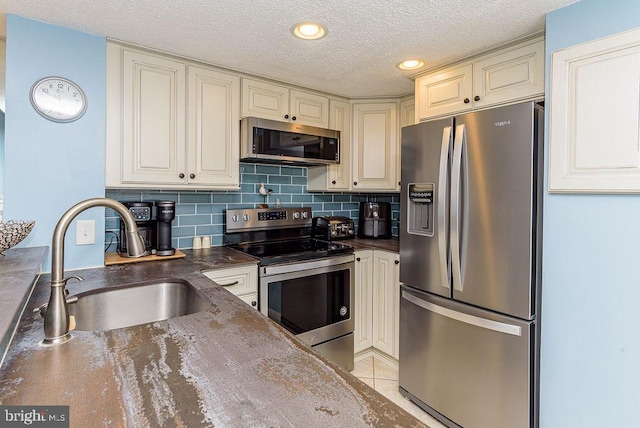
[354,250,374,353]
[106,44,240,190]
[354,249,400,359]
[202,263,259,309]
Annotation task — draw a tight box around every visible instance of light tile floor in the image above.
[352,356,446,428]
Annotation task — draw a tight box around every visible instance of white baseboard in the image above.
[354,347,398,369]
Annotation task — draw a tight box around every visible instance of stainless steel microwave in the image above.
[240,117,340,166]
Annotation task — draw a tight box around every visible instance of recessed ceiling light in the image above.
[291,22,328,40]
[397,59,425,70]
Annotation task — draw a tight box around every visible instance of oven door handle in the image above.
[260,254,355,277]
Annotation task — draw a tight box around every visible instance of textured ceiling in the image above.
[0,0,576,98]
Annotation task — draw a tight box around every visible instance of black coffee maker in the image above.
[358,201,392,239]
[118,201,175,256]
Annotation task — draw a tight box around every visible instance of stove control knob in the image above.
[231,215,239,222]
[302,211,309,219]
[293,212,300,219]
[339,306,348,317]
[243,214,250,222]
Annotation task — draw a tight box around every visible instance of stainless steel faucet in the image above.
[42,198,147,345]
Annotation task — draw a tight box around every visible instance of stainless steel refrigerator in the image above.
[399,101,543,428]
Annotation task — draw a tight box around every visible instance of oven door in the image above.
[259,254,354,347]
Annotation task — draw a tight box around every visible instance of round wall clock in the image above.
[29,76,88,123]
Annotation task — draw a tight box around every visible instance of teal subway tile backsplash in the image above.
[105,163,400,251]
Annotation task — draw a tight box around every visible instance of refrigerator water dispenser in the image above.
[407,183,434,236]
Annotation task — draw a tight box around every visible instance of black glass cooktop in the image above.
[228,238,354,265]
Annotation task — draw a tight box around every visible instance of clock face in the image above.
[30,77,87,123]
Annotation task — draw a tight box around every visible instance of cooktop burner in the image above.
[228,238,354,265]
[224,207,354,265]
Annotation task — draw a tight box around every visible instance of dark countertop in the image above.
[0,246,424,427]
[0,246,48,364]
[348,237,399,253]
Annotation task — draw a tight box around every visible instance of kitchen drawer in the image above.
[202,264,258,297]
[237,292,259,310]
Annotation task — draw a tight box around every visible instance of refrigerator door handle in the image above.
[438,126,452,290]
[402,290,522,336]
[451,124,465,292]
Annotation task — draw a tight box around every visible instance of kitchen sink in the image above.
[67,278,211,331]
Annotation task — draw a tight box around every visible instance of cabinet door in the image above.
[398,98,415,191]
[372,250,399,357]
[290,89,329,128]
[122,50,186,184]
[352,102,398,191]
[354,250,374,354]
[187,66,240,189]
[307,99,352,191]
[415,63,473,120]
[237,293,259,310]
[473,39,544,109]
[202,264,258,297]
[241,78,289,122]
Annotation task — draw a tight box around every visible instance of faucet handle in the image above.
[63,276,84,285]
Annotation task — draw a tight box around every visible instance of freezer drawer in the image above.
[399,286,534,428]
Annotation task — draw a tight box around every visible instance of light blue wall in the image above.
[0,110,4,199]
[4,15,106,271]
[541,1,640,427]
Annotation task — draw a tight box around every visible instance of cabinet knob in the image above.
[190,173,196,179]
[463,98,470,104]
[356,257,361,262]
[179,173,185,179]
[331,180,336,185]
[353,181,358,186]
[284,114,289,119]
[291,116,297,121]
[395,260,400,265]
[398,181,401,186]
[474,95,480,102]
[251,301,257,307]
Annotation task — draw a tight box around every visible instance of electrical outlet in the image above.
[76,220,95,245]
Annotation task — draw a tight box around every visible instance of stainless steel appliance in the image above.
[119,200,176,257]
[240,117,340,166]
[312,216,355,240]
[225,207,355,370]
[399,101,543,428]
[358,201,392,239]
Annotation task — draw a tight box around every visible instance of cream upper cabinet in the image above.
[398,97,416,191]
[372,250,400,358]
[106,44,240,190]
[354,249,374,354]
[549,27,640,193]
[290,89,330,128]
[352,101,398,191]
[119,49,187,185]
[307,99,352,191]
[415,38,545,120]
[241,78,329,128]
[399,97,416,128]
[415,63,474,119]
[187,66,240,187]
